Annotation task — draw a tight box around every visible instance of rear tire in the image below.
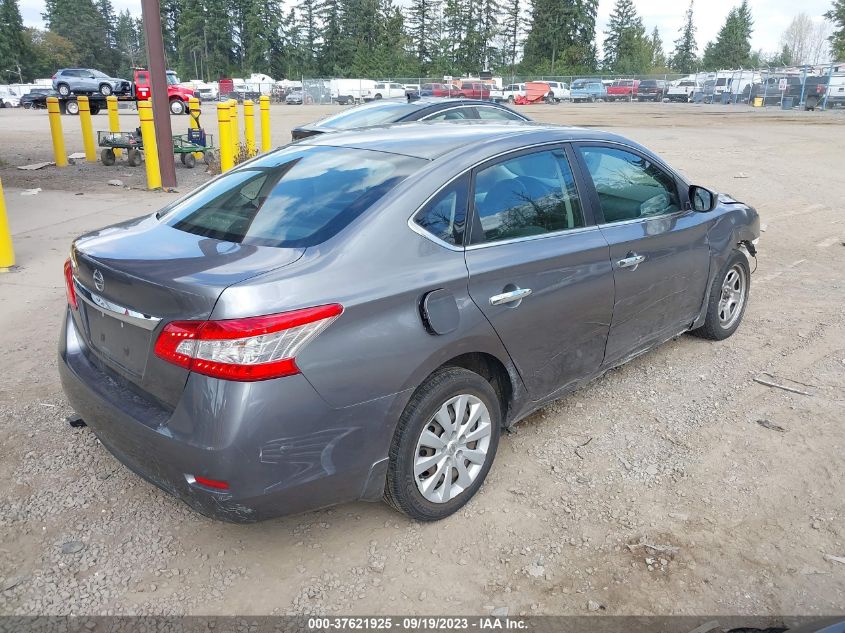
[57,84,71,97]
[181,152,196,168]
[127,148,142,167]
[690,250,751,341]
[101,148,115,166]
[65,100,79,115]
[384,367,501,521]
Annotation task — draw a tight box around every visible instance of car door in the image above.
[573,143,712,367]
[79,70,96,92]
[464,145,615,399]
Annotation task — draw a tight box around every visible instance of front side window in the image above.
[578,146,680,224]
[471,150,584,245]
[315,101,421,129]
[161,146,424,248]
[413,175,469,246]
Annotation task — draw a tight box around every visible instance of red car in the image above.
[420,83,460,97]
[606,79,640,101]
[455,82,491,100]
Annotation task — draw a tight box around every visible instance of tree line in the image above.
[1,0,844,84]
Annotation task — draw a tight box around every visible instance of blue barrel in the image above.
[781,97,794,110]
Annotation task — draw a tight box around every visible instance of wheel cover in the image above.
[718,263,747,329]
[413,394,492,504]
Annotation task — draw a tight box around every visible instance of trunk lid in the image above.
[71,214,304,407]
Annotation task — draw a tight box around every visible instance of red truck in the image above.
[453,82,491,99]
[606,79,640,101]
[133,69,198,114]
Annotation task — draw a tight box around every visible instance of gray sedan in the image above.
[59,122,760,522]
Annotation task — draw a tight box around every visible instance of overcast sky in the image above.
[18,0,835,58]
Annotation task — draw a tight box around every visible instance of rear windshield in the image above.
[160,146,424,247]
[314,101,422,130]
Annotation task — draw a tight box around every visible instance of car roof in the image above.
[297,120,634,161]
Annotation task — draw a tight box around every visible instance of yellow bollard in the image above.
[137,101,162,190]
[0,177,15,270]
[106,96,121,158]
[243,100,256,157]
[229,99,240,159]
[78,96,97,162]
[216,102,234,173]
[46,97,68,167]
[259,95,271,152]
[188,97,203,160]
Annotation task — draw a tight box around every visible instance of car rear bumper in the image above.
[58,310,399,522]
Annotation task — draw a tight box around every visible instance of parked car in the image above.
[502,83,526,102]
[133,69,198,115]
[0,86,21,108]
[607,79,640,101]
[332,79,375,104]
[285,89,304,105]
[419,83,460,97]
[20,87,54,109]
[637,79,667,101]
[488,85,505,102]
[571,82,607,102]
[403,83,421,99]
[453,82,491,100]
[366,82,406,100]
[543,81,570,102]
[52,69,132,97]
[291,97,529,140]
[667,79,701,102]
[59,121,759,522]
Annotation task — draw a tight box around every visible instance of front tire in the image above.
[170,99,186,115]
[384,367,501,521]
[691,250,751,340]
[99,84,113,96]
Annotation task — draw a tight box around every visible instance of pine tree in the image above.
[406,0,439,71]
[159,0,180,66]
[671,0,697,73]
[701,1,753,70]
[298,0,321,74]
[114,10,145,75]
[43,0,113,70]
[826,0,845,60]
[500,0,522,72]
[602,0,649,73]
[0,0,28,81]
[650,26,666,69]
[522,0,597,73]
[319,0,345,75]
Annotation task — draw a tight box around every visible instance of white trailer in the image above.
[331,79,375,104]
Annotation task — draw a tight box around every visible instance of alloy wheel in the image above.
[718,264,746,329]
[414,394,492,504]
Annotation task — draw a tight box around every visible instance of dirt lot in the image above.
[1,102,844,618]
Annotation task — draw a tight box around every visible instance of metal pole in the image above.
[820,62,834,110]
[140,0,177,188]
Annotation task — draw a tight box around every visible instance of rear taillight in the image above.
[64,259,77,310]
[153,304,343,381]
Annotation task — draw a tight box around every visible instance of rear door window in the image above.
[161,146,424,247]
[475,106,524,121]
[470,149,584,244]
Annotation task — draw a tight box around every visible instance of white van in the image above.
[331,79,375,105]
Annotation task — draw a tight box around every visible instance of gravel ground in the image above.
[0,103,844,617]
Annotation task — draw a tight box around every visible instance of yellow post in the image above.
[229,99,240,159]
[0,177,15,271]
[188,97,203,160]
[216,102,234,173]
[137,101,162,190]
[259,95,271,153]
[77,96,97,162]
[243,100,256,157]
[46,97,68,167]
[106,96,121,158]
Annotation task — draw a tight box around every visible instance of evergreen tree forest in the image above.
[0,0,840,84]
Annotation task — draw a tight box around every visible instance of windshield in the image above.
[166,72,180,85]
[161,146,424,248]
[315,101,422,130]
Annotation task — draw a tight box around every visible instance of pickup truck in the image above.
[571,81,607,103]
[637,79,667,101]
[667,79,700,102]
[502,83,526,102]
[452,82,491,100]
[606,79,639,101]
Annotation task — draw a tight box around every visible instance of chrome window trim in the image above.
[418,105,476,121]
[595,209,689,229]
[466,225,599,250]
[73,277,162,331]
[407,137,686,251]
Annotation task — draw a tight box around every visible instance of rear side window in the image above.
[471,150,584,245]
[315,101,421,130]
[476,107,524,121]
[424,108,473,121]
[161,146,424,248]
[413,175,469,246]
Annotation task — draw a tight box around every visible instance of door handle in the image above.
[616,254,646,270]
[489,288,532,306]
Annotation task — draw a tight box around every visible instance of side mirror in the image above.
[689,185,716,212]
